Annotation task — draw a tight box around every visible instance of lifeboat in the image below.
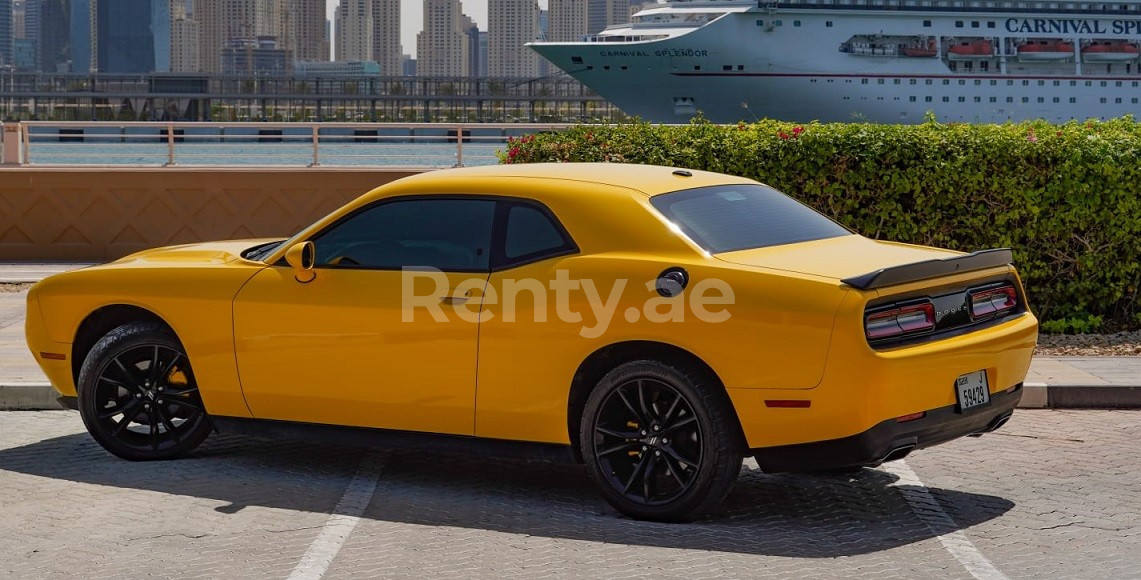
[1082,40,1140,62]
[1017,40,1074,61]
[947,39,993,59]
[903,39,938,57]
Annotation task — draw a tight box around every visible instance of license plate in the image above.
[955,370,991,411]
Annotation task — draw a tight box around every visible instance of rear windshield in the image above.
[650,184,850,253]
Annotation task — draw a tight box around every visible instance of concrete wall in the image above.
[0,168,426,261]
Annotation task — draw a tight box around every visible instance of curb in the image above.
[2,382,1140,411]
[0,383,66,411]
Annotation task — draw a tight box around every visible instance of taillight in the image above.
[969,285,1018,320]
[865,301,935,340]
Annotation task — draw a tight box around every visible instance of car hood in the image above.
[116,239,281,265]
[715,235,963,282]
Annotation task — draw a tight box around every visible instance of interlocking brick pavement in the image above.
[0,409,1138,578]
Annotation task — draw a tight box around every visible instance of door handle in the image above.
[440,296,469,304]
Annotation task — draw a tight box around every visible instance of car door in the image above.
[233,197,495,435]
[476,200,584,443]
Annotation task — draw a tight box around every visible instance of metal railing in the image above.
[1,121,581,168]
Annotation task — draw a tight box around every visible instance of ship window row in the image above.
[777,0,1141,14]
[811,77,1138,87]
[953,20,998,27]
[883,95,1138,103]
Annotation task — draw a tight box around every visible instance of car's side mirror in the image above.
[284,241,316,283]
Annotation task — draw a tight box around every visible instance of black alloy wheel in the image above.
[77,322,212,461]
[581,360,743,522]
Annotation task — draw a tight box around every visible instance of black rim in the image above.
[91,343,205,452]
[592,378,703,506]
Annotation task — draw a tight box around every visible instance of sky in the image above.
[325,1,551,59]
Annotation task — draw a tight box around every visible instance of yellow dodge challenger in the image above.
[26,163,1037,521]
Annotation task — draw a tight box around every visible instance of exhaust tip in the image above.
[880,444,915,463]
[987,412,1013,433]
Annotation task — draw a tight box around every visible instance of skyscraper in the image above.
[37,0,67,72]
[370,0,399,75]
[98,0,170,73]
[588,0,632,34]
[69,0,91,72]
[335,0,370,61]
[488,0,538,78]
[415,0,467,77]
[68,0,171,73]
[0,0,13,67]
[13,0,25,39]
[196,0,288,73]
[171,0,200,71]
[548,0,588,43]
[291,0,326,61]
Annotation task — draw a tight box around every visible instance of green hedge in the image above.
[500,118,1141,331]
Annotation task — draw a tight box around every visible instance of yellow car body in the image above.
[26,163,1037,519]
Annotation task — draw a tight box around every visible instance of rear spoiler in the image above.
[841,248,1013,291]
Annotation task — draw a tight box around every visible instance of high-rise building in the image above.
[196,0,287,73]
[588,0,631,34]
[370,0,399,76]
[488,0,538,78]
[69,0,171,73]
[221,35,287,74]
[548,0,588,43]
[335,0,370,61]
[0,0,13,67]
[463,19,482,77]
[13,0,25,38]
[415,0,467,77]
[68,0,91,72]
[99,0,170,73]
[20,0,40,42]
[291,0,325,62]
[171,0,199,71]
[37,0,66,72]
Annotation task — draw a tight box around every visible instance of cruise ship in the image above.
[529,0,1141,123]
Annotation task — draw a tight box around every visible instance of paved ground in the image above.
[0,409,1137,579]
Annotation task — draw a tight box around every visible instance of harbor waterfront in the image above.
[0,73,619,124]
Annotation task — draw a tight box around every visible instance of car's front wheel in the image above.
[580,360,743,522]
[77,322,212,461]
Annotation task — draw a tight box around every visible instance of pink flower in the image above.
[778,131,790,140]
[792,126,804,136]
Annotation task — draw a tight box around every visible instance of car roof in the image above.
[389,163,757,198]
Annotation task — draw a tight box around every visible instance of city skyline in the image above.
[325,0,555,59]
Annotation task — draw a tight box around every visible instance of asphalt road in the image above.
[0,409,1137,579]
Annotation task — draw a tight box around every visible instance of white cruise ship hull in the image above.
[530,3,1141,124]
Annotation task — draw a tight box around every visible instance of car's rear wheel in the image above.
[580,360,743,522]
[77,322,211,461]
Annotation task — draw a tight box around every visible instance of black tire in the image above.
[580,360,743,522]
[77,322,211,461]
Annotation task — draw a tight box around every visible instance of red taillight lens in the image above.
[865,302,935,340]
[970,286,1017,319]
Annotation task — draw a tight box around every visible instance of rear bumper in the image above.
[752,383,1022,472]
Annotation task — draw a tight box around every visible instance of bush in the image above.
[500,117,1141,331]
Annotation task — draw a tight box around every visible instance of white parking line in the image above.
[882,460,1009,580]
[288,452,384,580]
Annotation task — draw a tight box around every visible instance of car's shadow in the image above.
[0,428,1013,558]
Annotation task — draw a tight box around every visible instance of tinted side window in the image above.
[312,198,496,271]
[504,205,569,260]
[650,184,850,253]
